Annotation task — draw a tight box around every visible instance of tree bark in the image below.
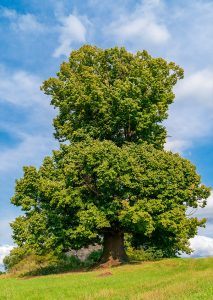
[99,231,128,267]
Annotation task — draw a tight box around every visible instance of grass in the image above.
[0,257,212,300]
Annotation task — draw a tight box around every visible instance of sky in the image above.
[0,0,213,262]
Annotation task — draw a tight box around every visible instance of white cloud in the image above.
[53,14,87,58]
[199,223,213,240]
[0,65,57,172]
[0,8,44,32]
[0,133,57,173]
[0,245,14,265]
[196,192,213,220]
[165,68,213,153]
[195,192,213,239]
[0,66,47,107]
[109,18,169,45]
[106,0,170,47]
[0,217,16,246]
[168,1,213,64]
[188,235,213,257]
[175,70,213,106]
[179,192,213,247]
[165,139,191,154]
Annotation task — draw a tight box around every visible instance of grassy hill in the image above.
[0,257,212,300]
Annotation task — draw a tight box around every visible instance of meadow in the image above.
[0,257,212,300]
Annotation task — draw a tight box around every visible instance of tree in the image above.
[10,46,210,266]
[41,45,183,149]
[11,140,210,264]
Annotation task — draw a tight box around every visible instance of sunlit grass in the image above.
[0,257,212,299]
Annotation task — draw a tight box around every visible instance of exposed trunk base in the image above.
[98,231,128,268]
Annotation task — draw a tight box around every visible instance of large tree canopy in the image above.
[9,46,210,267]
[41,45,183,148]
[11,140,210,262]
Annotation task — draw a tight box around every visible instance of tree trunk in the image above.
[99,231,128,267]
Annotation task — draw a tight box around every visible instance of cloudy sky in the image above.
[0,0,213,260]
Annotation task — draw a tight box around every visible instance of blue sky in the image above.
[0,0,213,260]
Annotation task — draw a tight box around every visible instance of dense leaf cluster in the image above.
[42,45,183,148]
[11,140,210,255]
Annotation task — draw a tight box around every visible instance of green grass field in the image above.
[0,257,212,300]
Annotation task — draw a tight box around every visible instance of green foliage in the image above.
[84,249,103,267]
[3,247,28,271]
[11,140,210,256]
[24,255,82,276]
[127,246,164,261]
[41,45,183,148]
[4,247,82,276]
